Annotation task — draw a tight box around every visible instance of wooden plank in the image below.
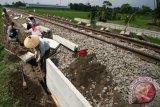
[46,59,92,107]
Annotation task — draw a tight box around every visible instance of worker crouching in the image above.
[24,35,50,73]
[7,22,19,42]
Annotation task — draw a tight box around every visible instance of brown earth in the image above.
[63,54,144,107]
[10,71,56,107]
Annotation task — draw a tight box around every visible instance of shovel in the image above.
[19,63,27,89]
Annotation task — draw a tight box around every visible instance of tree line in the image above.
[69,1,160,25]
[69,2,152,15]
[3,1,26,7]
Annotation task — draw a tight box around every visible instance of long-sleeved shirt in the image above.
[31,18,36,25]
[38,38,50,57]
[7,25,17,37]
[27,26,42,36]
[35,38,50,61]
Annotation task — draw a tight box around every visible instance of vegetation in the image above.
[12,1,26,7]
[0,9,3,35]
[0,8,19,107]
[153,0,160,24]
[4,1,26,7]
[24,8,89,19]
[0,46,19,106]
[69,3,91,11]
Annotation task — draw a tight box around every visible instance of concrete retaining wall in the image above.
[46,59,92,107]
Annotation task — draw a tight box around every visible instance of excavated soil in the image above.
[63,54,144,107]
[10,72,56,107]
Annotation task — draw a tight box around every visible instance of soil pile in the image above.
[10,72,56,107]
[63,54,144,107]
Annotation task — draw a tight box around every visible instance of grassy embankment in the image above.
[0,8,19,106]
[23,8,160,44]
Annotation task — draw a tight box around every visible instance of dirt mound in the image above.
[7,54,21,62]
[10,72,56,107]
[63,54,113,105]
[63,54,143,107]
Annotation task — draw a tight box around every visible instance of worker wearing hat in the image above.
[7,22,19,42]
[28,15,37,25]
[27,15,37,30]
[24,35,50,73]
[26,24,42,37]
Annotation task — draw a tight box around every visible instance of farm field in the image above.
[23,8,89,20]
[23,8,160,32]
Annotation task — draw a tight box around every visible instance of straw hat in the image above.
[28,14,34,18]
[24,35,40,48]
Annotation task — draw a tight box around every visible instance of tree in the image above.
[88,6,99,27]
[120,3,132,13]
[137,5,152,15]
[12,1,26,7]
[69,3,92,11]
[153,0,160,24]
[98,0,112,22]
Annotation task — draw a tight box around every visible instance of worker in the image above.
[26,24,43,37]
[2,8,8,17]
[28,15,37,25]
[7,22,19,42]
[27,15,37,30]
[24,35,50,73]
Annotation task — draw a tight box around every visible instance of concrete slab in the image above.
[120,31,125,35]
[105,27,112,32]
[43,38,60,49]
[136,32,144,36]
[77,21,82,25]
[46,59,92,107]
[18,52,35,62]
[86,23,91,27]
[53,35,78,51]
[125,31,131,36]
[13,17,19,20]
[100,27,104,31]
[38,26,51,33]
[22,23,27,29]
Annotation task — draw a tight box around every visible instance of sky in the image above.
[0,0,155,9]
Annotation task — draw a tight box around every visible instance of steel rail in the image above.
[14,9,160,63]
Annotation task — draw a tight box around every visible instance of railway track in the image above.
[13,9,160,64]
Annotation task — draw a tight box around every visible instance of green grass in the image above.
[108,14,160,31]
[0,8,19,107]
[145,36,160,44]
[0,8,3,35]
[23,8,89,20]
[0,45,19,107]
